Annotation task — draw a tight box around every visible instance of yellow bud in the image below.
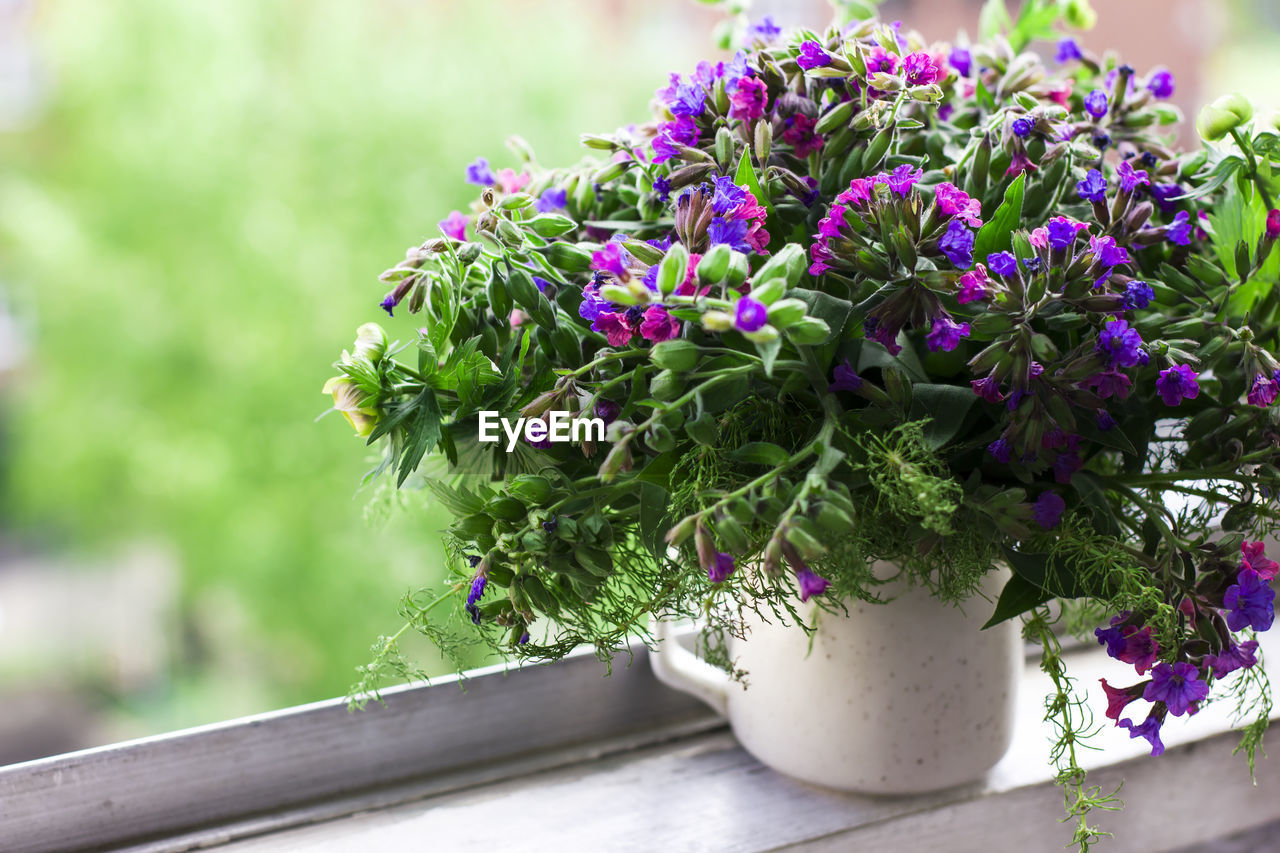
[322,376,379,437]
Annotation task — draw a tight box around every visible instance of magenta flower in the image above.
[1268,208,1280,239]
[818,203,848,238]
[1096,319,1143,367]
[640,306,680,342]
[438,210,468,241]
[1147,69,1175,98]
[925,313,970,352]
[1116,160,1150,193]
[809,240,834,275]
[591,242,630,279]
[796,566,831,601]
[956,265,989,303]
[1143,661,1209,716]
[1005,150,1036,178]
[1099,678,1144,721]
[709,552,736,583]
[935,182,983,227]
[1223,567,1275,632]
[1032,492,1066,529]
[735,296,768,332]
[1089,235,1131,268]
[594,311,635,347]
[729,76,769,122]
[1205,640,1260,679]
[496,168,531,194]
[796,41,832,70]
[837,178,874,205]
[1247,373,1279,407]
[657,73,707,118]
[595,399,621,424]
[779,113,823,157]
[1077,169,1107,203]
[902,51,943,85]
[1155,364,1200,406]
[1084,89,1109,118]
[880,164,924,197]
[829,359,863,393]
[865,47,897,75]
[971,374,1003,403]
[1084,370,1133,400]
[1241,541,1280,580]
[1118,710,1165,756]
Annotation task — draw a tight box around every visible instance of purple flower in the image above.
[659,74,707,118]
[809,240,834,276]
[1077,168,1108,203]
[1096,410,1117,431]
[829,359,863,393]
[748,15,781,41]
[935,183,982,227]
[939,220,975,269]
[780,113,824,157]
[987,251,1018,277]
[532,276,550,293]
[925,313,970,352]
[957,266,989,303]
[1148,69,1175,99]
[711,176,749,215]
[1011,117,1033,138]
[1046,216,1086,250]
[863,316,901,355]
[1248,373,1279,407]
[641,306,681,342]
[949,46,972,77]
[1268,208,1280,240]
[971,375,1003,403]
[729,76,769,122]
[1144,661,1210,717]
[1119,710,1165,756]
[708,217,752,253]
[734,296,768,332]
[1117,160,1150,194]
[902,51,943,85]
[578,282,611,323]
[1096,319,1143,367]
[1166,210,1192,246]
[439,210,468,241]
[465,157,495,186]
[1123,280,1155,310]
[988,438,1012,464]
[797,41,832,70]
[1206,640,1260,678]
[837,178,874,206]
[864,48,897,75]
[465,574,487,624]
[709,552,736,583]
[1155,364,1200,406]
[1223,568,1275,632]
[796,566,831,601]
[1033,492,1066,529]
[542,517,559,533]
[881,164,923,197]
[1150,183,1182,213]
[595,398,621,424]
[1085,369,1133,400]
[1084,89,1109,119]
[592,242,630,278]
[1055,37,1083,64]
[1243,540,1280,580]
[535,188,567,212]
[1089,235,1130,269]
[652,175,673,203]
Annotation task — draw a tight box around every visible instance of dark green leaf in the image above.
[733,441,791,467]
[973,172,1025,261]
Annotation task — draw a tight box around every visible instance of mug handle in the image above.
[648,615,731,716]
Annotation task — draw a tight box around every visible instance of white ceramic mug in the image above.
[649,565,1021,793]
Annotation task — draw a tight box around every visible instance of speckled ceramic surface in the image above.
[653,564,1021,794]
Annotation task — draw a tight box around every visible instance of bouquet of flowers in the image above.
[323,0,1280,844]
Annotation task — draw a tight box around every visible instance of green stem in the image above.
[1230,127,1275,211]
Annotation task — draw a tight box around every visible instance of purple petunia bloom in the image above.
[1089,235,1130,268]
[535,187,567,212]
[1144,661,1210,717]
[1117,160,1150,194]
[1248,373,1279,407]
[1011,117,1033,138]
[465,157,495,186]
[1155,364,1200,406]
[881,164,924,197]
[734,296,768,332]
[439,210,468,241]
[711,176,749,215]
[796,41,832,70]
[949,46,972,77]
[1148,69,1175,99]
[1123,280,1155,310]
[1033,492,1066,529]
[1206,640,1260,679]
[902,51,943,85]
[1223,568,1275,632]
[1119,710,1165,756]
[1077,169,1108,203]
[709,551,736,583]
[1055,37,1083,64]
[939,220,975,269]
[796,566,831,601]
[925,314,970,352]
[1084,89,1109,119]
[748,15,782,41]
[1166,210,1193,246]
[987,251,1018,277]
[709,217,752,253]
[729,76,769,122]
[465,575,487,624]
[829,359,863,393]
[988,438,1013,464]
[1096,319,1144,367]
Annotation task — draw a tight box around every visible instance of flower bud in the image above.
[1063,0,1097,29]
[766,298,808,327]
[352,323,389,362]
[702,310,734,332]
[542,241,593,272]
[657,243,689,296]
[1197,94,1254,141]
[650,339,700,372]
[457,242,484,264]
[321,376,379,437]
[696,243,731,285]
[754,119,772,164]
[784,316,832,345]
[600,283,642,305]
[528,214,576,238]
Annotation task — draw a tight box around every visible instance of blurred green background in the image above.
[0,0,710,754]
[0,0,1274,760]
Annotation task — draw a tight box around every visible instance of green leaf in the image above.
[733,441,791,467]
[973,172,1025,262]
[910,383,978,450]
[638,481,671,556]
[734,149,774,219]
[424,480,485,518]
[857,339,928,383]
[787,288,853,338]
[984,571,1053,628]
[977,0,1011,40]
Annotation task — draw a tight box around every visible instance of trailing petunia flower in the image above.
[1119,709,1166,756]
[1033,491,1066,529]
[795,566,831,601]
[465,574,487,625]
[1205,640,1259,679]
[1223,567,1275,632]
[1241,541,1280,580]
[1099,679,1145,721]
[1143,661,1210,716]
[709,552,736,583]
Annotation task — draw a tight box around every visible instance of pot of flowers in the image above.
[322,1,1280,846]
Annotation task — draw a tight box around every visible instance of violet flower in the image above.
[1247,373,1279,407]
[1223,568,1275,632]
[438,210,468,241]
[987,251,1017,277]
[535,188,567,212]
[925,314,970,352]
[1166,210,1192,246]
[796,566,831,601]
[1147,69,1175,99]
[1143,661,1209,716]
[1123,280,1155,310]
[709,552,736,583]
[939,220,975,268]
[640,306,680,342]
[949,46,972,77]
[1155,364,1199,406]
[1033,492,1066,529]
[735,296,768,332]
[1117,160,1150,194]
[829,359,863,393]
[1205,640,1260,679]
[1118,710,1165,756]
[1077,169,1107,203]
[1084,89,1109,119]
[797,41,832,70]
[465,574,487,624]
[1055,37,1083,63]
[465,157,495,186]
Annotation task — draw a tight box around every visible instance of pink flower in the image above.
[1029,226,1049,249]
[956,265,989,303]
[438,210,468,241]
[1268,208,1280,240]
[934,182,982,227]
[640,306,680,342]
[729,76,768,122]
[837,178,874,205]
[1006,150,1037,177]
[594,311,635,347]
[496,168,531,194]
[1242,541,1280,580]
